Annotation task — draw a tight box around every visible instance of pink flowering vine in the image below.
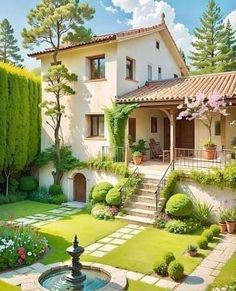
[177,92,228,146]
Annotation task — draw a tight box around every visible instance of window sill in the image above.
[85,78,107,83]
[85,137,107,141]
[125,78,139,83]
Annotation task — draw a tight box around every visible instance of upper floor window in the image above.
[147,65,152,82]
[89,55,105,80]
[174,74,178,78]
[126,57,135,80]
[156,41,160,50]
[158,67,162,80]
[88,114,104,137]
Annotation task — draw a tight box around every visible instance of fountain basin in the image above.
[20,262,127,291]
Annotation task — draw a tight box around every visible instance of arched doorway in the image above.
[73,173,86,202]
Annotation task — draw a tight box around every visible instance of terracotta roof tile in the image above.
[116,71,236,103]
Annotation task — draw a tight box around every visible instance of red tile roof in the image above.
[28,23,164,58]
[116,71,236,103]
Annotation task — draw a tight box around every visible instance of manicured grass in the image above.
[127,279,166,291]
[0,280,20,291]
[83,227,219,275]
[0,200,59,220]
[39,211,126,264]
[208,252,236,289]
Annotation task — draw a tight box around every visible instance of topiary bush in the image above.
[19,176,38,192]
[163,252,175,266]
[48,194,67,204]
[197,236,208,249]
[210,224,220,237]
[202,229,214,242]
[106,188,121,206]
[49,184,63,196]
[166,194,193,217]
[92,182,113,203]
[153,260,168,276]
[168,260,184,281]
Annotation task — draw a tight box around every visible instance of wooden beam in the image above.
[170,109,176,161]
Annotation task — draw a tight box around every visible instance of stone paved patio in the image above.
[84,224,146,257]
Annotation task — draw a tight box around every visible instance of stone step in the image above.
[140,182,157,190]
[116,214,154,225]
[127,201,156,211]
[131,194,156,203]
[136,188,155,197]
[142,177,160,184]
[124,207,155,219]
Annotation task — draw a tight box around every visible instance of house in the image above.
[29,16,236,205]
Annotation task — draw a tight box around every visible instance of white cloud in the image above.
[100,1,118,14]
[112,0,192,54]
[224,10,236,30]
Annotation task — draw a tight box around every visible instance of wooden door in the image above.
[164,118,170,150]
[176,119,194,149]
[73,173,86,202]
[128,118,136,143]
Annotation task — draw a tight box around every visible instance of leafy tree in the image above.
[22,0,95,184]
[190,0,228,73]
[0,19,23,66]
[222,19,236,71]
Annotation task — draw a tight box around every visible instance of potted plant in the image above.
[132,151,143,165]
[219,209,227,233]
[130,139,149,161]
[186,245,198,257]
[177,92,228,160]
[225,207,236,234]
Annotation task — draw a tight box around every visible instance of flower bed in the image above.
[0,223,48,270]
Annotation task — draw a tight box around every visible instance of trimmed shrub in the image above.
[0,195,10,205]
[49,184,63,196]
[197,236,208,249]
[166,194,193,217]
[153,260,168,276]
[106,188,121,206]
[19,176,38,192]
[163,252,175,266]
[168,260,184,281]
[92,182,113,203]
[165,218,201,234]
[48,194,67,204]
[210,224,220,237]
[202,229,214,242]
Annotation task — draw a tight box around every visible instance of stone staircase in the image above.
[117,177,166,225]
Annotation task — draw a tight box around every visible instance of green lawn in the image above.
[127,279,166,291]
[0,280,20,291]
[0,200,59,220]
[208,252,236,290]
[40,211,126,264]
[83,227,219,275]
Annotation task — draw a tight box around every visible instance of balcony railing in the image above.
[101,146,126,162]
[175,148,235,169]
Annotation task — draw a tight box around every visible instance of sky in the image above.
[0,0,235,69]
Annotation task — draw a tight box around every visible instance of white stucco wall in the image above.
[194,107,236,149]
[178,181,236,216]
[117,32,181,96]
[39,165,120,202]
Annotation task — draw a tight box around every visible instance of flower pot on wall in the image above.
[219,222,227,234]
[203,145,217,160]
[226,221,235,233]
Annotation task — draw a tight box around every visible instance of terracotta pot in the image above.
[188,251,197,257]
[203,145,217,160]
[219,222,227,233]
[142,154,148,162]
[133,156,142,165]
[226,221,236,233]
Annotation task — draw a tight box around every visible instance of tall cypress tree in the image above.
[222,19,236,71]
[190,0,227,73]
[0,19,23,66]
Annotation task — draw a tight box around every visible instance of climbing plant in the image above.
[104,102,139,161]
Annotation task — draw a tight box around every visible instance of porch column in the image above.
[220,115,226,150]
[170,109,176,161]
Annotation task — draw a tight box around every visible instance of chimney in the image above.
[161,12,165,24]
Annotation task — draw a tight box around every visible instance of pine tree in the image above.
[190,0,227,73]
[222,20,236,71]
[0,19,23,66]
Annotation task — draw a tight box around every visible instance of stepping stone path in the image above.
[4,206,81,227]
[84,224,146,257]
